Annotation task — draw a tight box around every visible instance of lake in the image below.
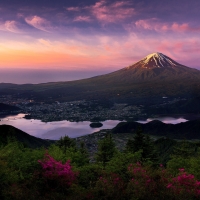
[0,113,190,140]
[0,114,122,140]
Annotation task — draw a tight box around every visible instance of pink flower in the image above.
[179,168,185,172]
[167,183,172,188]
[146,179,151,183]
[38,153,77,186]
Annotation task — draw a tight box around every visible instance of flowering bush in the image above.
[167,168,200,199]
[94,172,125,199]
[126,162,158,199]
[38,152,77,187]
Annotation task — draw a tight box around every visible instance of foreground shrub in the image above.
[38,152,78,187]
[93,172,125,200]
[126,162,157,199]
[78,164,102,188]
[167,168,200,199]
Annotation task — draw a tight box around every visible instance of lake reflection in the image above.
[0,114,122,140]
[0,114,189,140]
[137,117,188,124]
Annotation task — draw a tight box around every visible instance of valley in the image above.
[0,52,200,142]
[0,94,193,123]
[21,100,144,122]
[1,53,200,124]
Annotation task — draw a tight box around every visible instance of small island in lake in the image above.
[90,122,103,128]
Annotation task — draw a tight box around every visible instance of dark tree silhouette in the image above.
[96,134,116,168]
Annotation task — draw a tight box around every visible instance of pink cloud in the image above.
[92,34,200,68]
[38,38,52,47]
[171,23,189,32]
[1,34,200,70]
[135,18,200,33]
[88,0,135,24]
[65,1,135,24]
[74,16,92,22]
[1,22,200,70]
[17,13,24,18]
[135,19,157,30]
[154,39,200,67]
[157,40,200,54]
[0,20,22,33]
[66,7,80,12]
[171,23,200,32]
[25,16,51,32]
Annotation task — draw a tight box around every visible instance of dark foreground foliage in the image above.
[1,133,200,200]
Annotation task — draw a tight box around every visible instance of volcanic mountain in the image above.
[92,52,200,83]
[0,52,200,102]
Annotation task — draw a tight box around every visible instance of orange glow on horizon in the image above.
[0,49,123,70]
[1,33,200,71]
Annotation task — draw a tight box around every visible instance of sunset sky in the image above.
[1,0,200,83]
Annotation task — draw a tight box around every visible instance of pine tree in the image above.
[79,141,89,164]
[132,126,145,152]
[125,127,158,164]
[125,138,135,153]
[57,135,76,153]
[125,126,145,153]
[143,134,158,163]
[172,140,196,159]
[96,134,116,168]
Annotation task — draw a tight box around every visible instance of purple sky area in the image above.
[0,0,200,83]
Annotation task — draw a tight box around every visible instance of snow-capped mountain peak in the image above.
[140,52,178,69]
[122,52,200,82]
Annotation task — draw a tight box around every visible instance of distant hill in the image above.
[112,119,200,140]
[0,124,54,148]
[0,52,200,104]
[0,103,20,112]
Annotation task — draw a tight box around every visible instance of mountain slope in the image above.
[0,125,54,148]
[0,103,21,113]
[112,119,200,139]
[0,52,200,102]
[90,52,200,83]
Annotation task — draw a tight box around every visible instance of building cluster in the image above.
[18,100,144,122]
